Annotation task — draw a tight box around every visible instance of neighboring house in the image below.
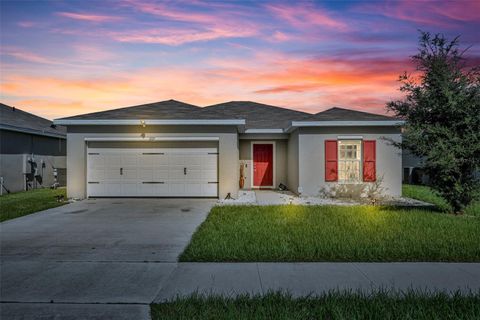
[402,150,429,184]
[0,103,66,193]
[402,151,480,184]
[54,100,403,199]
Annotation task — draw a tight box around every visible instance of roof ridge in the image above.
[205,101,313,115]
[1,102,54,123]
[58,99,201,120]
[315,106,396,119]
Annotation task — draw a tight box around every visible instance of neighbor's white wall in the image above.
[298,127,402,197]
[65,126,239,199]
[0,154,66,193]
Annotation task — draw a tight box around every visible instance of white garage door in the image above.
[87,148,218,197]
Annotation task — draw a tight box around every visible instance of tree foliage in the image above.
[387,31,480,213]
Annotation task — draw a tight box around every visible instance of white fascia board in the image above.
[286,120,405,132]
[337,135,363,140]
[54,119,245,126]
[244,128,284,134]
[84,136,220,142]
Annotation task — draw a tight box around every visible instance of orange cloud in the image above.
[1,52,406,119]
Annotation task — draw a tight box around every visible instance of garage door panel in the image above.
[186,169,202,180]
[105,155,121,166]
[87,169,104,181]
[153,169,169,180]
[87,147,218,197]
[122,168,138,180]
[121,182,138,196]
[168,182,185,195]
[105,168,122,181]
[121,155,138,166]
[141,154,165,166]
[137,168,153,180]
[203,183,218,196]
[87,183,103,196]
[203,169,217,181]
[168,168,185,180]
[168,155,185,166]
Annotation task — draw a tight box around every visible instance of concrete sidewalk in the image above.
[155,262,480,301]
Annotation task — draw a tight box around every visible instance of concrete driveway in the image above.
[0,198,214,319]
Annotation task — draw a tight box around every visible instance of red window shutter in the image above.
[363,140,376,182]
[325,140,338,181]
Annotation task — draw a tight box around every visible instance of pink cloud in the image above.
[56,12,123,23]
[71,44,117,63]
[355,0,480,27]
[271,31,292,42]
[122,0,221,24]
[266,4,349,31]
[2,47,60,65]
[17,21,36,28]
[112,26,256,45]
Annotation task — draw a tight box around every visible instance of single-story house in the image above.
[54,100,403,199]
[0,103,66,193]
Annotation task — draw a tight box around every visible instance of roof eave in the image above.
[243,128,285,134]
[0,124,66,139]
[53,119,246,126]
[285,120,405,132]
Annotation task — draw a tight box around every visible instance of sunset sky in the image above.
[1,0,479,120]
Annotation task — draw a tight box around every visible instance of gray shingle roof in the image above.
[55,100,398,129]
[308,107,397,121]
[204,101,311,129]
[0,103,66,138]
[59,99,235,120]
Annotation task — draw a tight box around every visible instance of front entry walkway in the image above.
[155,262,480,301]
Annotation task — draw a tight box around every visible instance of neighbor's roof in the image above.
[309,107,398,121]
[0,103,66,138]
[58,99,238,121]
[204,101,311,129]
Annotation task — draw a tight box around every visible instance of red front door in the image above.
[253,144,273,187]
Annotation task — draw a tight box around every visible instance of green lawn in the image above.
[402,184,480,216]
[151,291,480,320]
[0,188,67,222]
[180,205,480,262]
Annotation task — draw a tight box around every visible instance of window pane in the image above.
[337,139,362,182]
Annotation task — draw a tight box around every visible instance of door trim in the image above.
[251,141,276,189]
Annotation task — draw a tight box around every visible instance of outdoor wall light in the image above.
[140,120,146,128]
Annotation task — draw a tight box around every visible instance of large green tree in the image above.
[387,31,480,213]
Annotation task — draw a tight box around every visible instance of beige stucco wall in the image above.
[65,125,238,199]
[297,126,402,197]
[287,131,299,193]
[239,139,288,189]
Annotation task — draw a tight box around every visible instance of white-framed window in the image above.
[338,140,362,182]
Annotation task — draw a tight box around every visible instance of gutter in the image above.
[285,120,405,132]
[0,124,66,139]
[53,119,245,126]
[244,129,284,134]
[84,136,220,142]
